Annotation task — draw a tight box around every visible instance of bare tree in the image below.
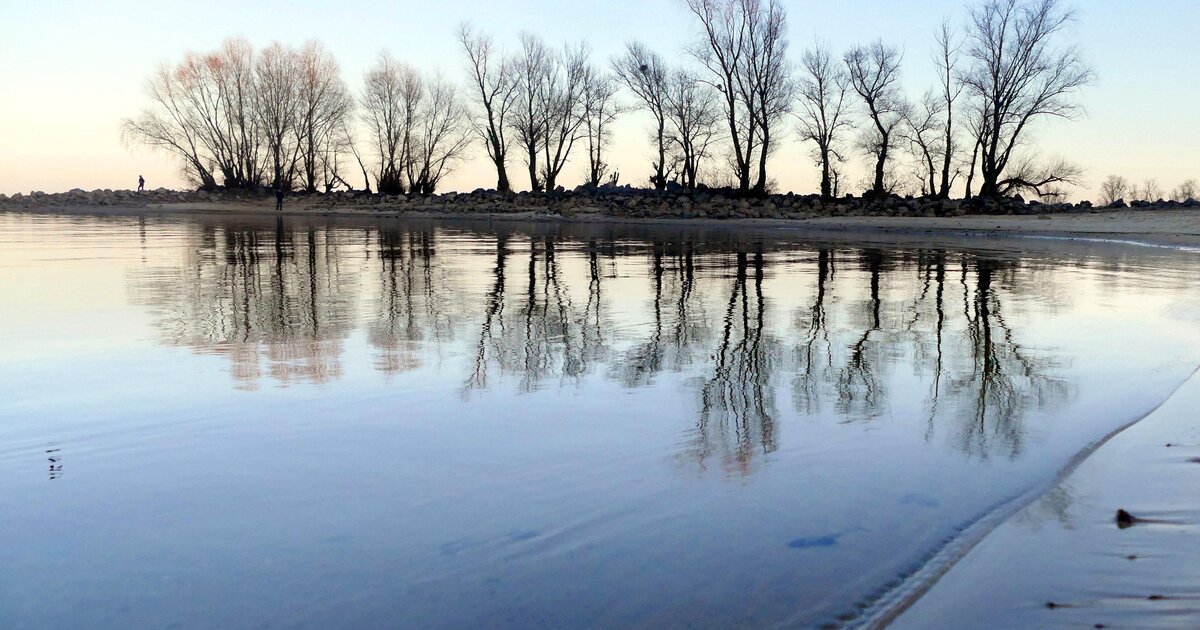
[314,120,356,192]
[255,42,302,191]
[123,38,264,189]
[794,43,852,199]
[1098,175,1129,205]
[964,0,1093,197]
[665,69,722,189]
[294,41,353,193]
[207,39,265,188]
[459,24,517,192]
[122,62,220,190]
[581,67,622,187]
[1003,155,1081,199]
[934,20,965,197]
[1137,178,1162,202]
[540,42,591,191]
[743,0,792,194]
[1171,180,1198,202]
[510,33,552,191]
[408,76,473,194]
[900,91,945,195]
[845,41,905,196]
[612,42,671,189]
[361,53,421,194]
[339,120,374,192]
[685,0,792,195]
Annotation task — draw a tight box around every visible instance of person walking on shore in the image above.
[275,188,284,211]
[137,175,144,192]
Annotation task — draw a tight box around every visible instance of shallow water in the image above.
[3,211,1200,628]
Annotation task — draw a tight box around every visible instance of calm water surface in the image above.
[3,211,1200,628]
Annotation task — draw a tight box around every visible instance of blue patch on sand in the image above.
[788,534,840,548]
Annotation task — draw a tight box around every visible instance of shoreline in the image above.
[859,366,1200,628]
[893,366,1200,628]
[7,201,1200,250]
[7,201,1200,627]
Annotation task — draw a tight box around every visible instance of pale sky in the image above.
[1,0,1197,200]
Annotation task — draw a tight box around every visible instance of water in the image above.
[3,210,1200,628]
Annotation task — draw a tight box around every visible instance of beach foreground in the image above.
[894,370,1200,629]
[3,204,1199,627]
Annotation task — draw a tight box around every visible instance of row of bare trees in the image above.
[1099,176,1198,205]
[458,27,625,192]
[787,0,1091,199]
[124,39,474,194]
[360,54,473,194]
[126,0,1091,200]
[122,39,357,192]
[454,0,1090,199]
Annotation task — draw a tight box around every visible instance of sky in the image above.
[1,0,1198,200]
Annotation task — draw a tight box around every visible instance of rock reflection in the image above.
[128,218,1074,462]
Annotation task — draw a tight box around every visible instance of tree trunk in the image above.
[873,142,888,194]
[491,134,510,193]
[938,109,953,198]
[753,128,769,195]
[496,166,510,193]
[653,119,667,190]
[964,135,980,199]
[819,147,832,199]
[527,147,540,192]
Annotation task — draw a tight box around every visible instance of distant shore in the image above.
[4,186,1200,249]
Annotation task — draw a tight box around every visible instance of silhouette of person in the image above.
[138,175,145,192]
[275,188,284,211]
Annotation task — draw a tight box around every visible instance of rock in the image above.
[1108,198,1127,209]
[1115,509,1137,528]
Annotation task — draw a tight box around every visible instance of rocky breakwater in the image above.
[1,185,1196,219]
[0,187,252,208]
[290,185,1200,219]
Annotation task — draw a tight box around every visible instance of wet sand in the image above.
[892,370,1200,629]
[8,200,1200,627]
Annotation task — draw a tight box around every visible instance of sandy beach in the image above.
[6,200,1200,627]
[893,369,1200,629]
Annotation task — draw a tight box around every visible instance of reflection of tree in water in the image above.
[369,228,455,376]
[781,247,1071,460]
[464,236,614,393]
[946,257,1070,458]
[611,241,711,387]
[792,249,834,415]
[128,218,1076,463]
[835,250,890,420]
[688,250,781,475]
[128,218,359,390]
